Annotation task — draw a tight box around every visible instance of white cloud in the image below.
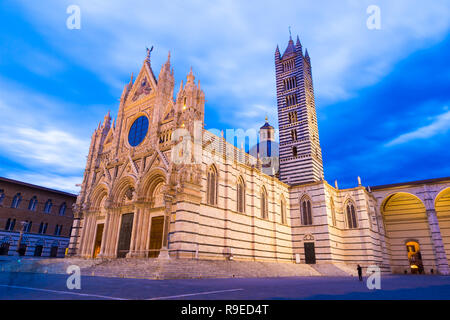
[0,126,89,172]
[5,172,81,194]
[15,0,450,120]
[386,109,450,146]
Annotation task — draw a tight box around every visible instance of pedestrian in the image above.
[357,264,363,281]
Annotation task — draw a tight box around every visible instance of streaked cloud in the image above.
[386,109,450,147]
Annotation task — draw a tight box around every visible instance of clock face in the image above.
[128,116,149,147]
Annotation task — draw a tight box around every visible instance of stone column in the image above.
[68,208,82,256]
[424,189,449,275]
[79,214,90,257]
[158,195,173,260]
[98,211,110,258]
[127,206,139,258]
[426,208,449,275]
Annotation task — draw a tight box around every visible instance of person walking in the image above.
[357,264,363,281]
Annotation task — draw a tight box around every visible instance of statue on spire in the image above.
[146,46,154,61]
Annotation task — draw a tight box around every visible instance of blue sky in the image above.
[0,0,449,193]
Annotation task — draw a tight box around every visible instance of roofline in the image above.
[369,176,450,191]
[0,177,78,198]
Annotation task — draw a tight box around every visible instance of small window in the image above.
[330,198,336,227]
[25,221,32,233]
[11,193,22,209]
[28,196,38,211]
[261,187,268,219]
[38,222,48,234]
[54,225,63,236]
[5,218,16,231]
[301,198,313,225]
[59,203,67,216]
[346,202,358,229]
[44,199,53,213]
[293,146,298,157]
[281,197,287,224]
[0,190,4,205]
[236,177,245,213]
[207,166,218,205]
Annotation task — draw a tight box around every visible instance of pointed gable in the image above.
[127,58,158,103]
[282,38,296,59]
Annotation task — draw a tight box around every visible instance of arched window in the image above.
[330,198,336,227]
[301,197,313,225]
[5,218,16,231]
[0,190,4,205]
[346,201,358,229]
[11,193,22,209]
[59,202,67,216]
[280,196,287,224]
[28,196,38,211]
[261,187,268,219]
[44,199,53,214]
[236,177,245,213]
[207,166,217,205]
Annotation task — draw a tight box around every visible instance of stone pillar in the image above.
[98,211,110,258]
[158,196,172,260]
[426,208,449,275]
[423,188,449,275]
[138,208,150,257]
[68,208,82,256]
[127,206,139,258]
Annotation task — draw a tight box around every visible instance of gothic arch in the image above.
[300,194,313,225]
[111,175,137,205]
[206,164,218,205]
[139,168,167,204]
[236,175,245,213]
[260,185,268,219]
[343,198,358,229]
[90,183,109,211]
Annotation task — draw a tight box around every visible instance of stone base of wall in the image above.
[1,257,373,279]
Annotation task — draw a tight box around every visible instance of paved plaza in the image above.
[0,272,449,300]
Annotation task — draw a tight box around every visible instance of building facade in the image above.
[70,38,450,275]
[0,177,76,258]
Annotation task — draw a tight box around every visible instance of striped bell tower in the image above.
[275,35,324,185]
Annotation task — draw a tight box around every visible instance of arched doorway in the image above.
[93,223,104,258]
[382,192,435,273]
[406,241,424,274]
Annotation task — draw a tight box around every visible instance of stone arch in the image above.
[343,197,358,229]
[299,194,313,225]
[139,168,167,199]
[90,183,109,211]
[236,175,245,213]
[260,185,268,219]
[380,192,435,273]
[111,175,137,206]
[434,187,450,262]
[206,164,218,205]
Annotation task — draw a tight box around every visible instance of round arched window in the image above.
[128,116,149,147]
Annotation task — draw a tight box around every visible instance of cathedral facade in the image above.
[70,37,450,275]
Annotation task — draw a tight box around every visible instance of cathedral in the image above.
[70,36,450,275]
